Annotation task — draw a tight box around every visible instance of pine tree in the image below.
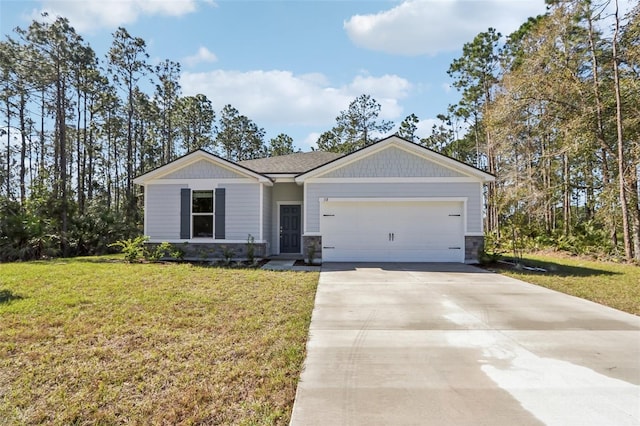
[317,94,393,153]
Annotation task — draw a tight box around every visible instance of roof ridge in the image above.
[237,151,344,174]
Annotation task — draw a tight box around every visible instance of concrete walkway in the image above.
[261,259,321,272]
[261,259,296,270]
[290,263,640,426]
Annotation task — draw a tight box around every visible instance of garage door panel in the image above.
[321,201,464,262]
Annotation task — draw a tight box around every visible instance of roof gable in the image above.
[160,159,246,179]
[295,135,495,182]
[133,150,273,185]
[320,145,466,178]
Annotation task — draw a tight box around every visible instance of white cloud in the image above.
[31,0,202,32]
[344,0,546,56]
[301,132,321,151]
[416,118,439,139]
[183,46,218,67]
[180,69,412,128]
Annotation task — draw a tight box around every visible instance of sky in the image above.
[1,0,558,151]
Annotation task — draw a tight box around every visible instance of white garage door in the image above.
[320,200,464,262]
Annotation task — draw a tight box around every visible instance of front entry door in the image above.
[280,205,301,253]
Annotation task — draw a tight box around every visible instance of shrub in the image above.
[171,245,186,261]
[306,242,317,265]
[109,236,149,263]
[145,241,174,262]
[246,234,255,264]
[221,246,235,266]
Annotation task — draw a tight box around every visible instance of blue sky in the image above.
[1,0,553,151]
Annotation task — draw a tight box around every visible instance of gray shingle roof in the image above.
[237,151,344,174]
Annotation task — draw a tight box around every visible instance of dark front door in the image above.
[280,205,301,253]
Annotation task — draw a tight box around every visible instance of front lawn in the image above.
[0,257,318,425]
[488,252,640,316]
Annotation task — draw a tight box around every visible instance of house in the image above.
[133,135,495,263]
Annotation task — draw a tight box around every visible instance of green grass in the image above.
[489,252,640,316]
[0,257,319,425]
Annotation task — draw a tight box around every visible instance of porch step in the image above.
[261,259,296,271]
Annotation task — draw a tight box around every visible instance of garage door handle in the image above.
[448,247,461,250]
[323,246,335,249]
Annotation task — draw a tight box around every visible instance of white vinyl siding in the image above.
[145,184,183,239]
[319,146,466,178]
[305,182,483,234]
[223,183,261,240]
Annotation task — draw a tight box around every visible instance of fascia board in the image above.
[133,150,273,186]
[295,136,495,183]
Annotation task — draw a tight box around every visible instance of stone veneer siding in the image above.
[303,235,482,263]
[465,236,484,263]
[146,242,267,261]
[149,236,486,263]
[302,235,322,264]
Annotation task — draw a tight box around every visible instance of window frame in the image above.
[191,190,215,238]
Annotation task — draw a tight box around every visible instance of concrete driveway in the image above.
[290,263,640,426]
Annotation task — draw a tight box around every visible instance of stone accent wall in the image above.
[465,236,484,263]
[302,235,322,264]
[146,242,267,261]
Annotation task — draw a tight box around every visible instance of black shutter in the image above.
[215,188,225,239]
[180,188,191,239]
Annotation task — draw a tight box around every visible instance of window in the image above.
[192,190,214,238]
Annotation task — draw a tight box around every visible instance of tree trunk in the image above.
[106,114,112,211]
[115,126,120,213]
[80,91,88,212]
[126,83,134,220]
[54,63,69,256]
[630,176,640,261]
[5,98,11,199]
[563,152,570,237]
[40,86,45,175]
[612,0,632,260]
[76,85,83,213]
[87,106,95,202]
[587,11,617,247]
[541,132,552,234]
[19,92,27,205]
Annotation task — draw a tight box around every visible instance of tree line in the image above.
[437,0,639,262]
[0,15,299,260]
[2,1,639,262]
